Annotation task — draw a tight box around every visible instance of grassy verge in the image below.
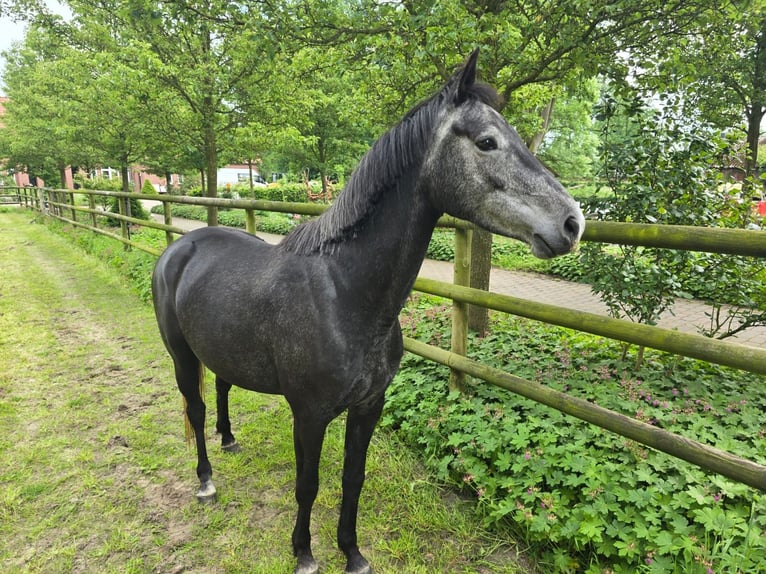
[0,209,532,573]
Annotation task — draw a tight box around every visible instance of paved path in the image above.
[151,212,766,348]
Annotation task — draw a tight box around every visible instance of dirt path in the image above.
[0,210,532,573]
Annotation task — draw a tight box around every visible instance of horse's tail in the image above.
[182,361,206,447]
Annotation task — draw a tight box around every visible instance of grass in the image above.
[0,207,532,573]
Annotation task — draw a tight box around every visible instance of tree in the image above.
[632,3,766,185]
[582,92,764,357]
[306,0,718,334]
[52,0,273,225]
[0,25,93,187]
[265,47,374,196]
[537,80,601,181]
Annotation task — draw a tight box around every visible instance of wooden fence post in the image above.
[88,193,97,228]
[163,201,174,247]
[449,226,472,391]
[69,191,77,222]
[38,188,46,215]
[118,195,130,250]
[245,208,256,235]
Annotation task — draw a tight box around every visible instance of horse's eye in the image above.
[476,137,497,151]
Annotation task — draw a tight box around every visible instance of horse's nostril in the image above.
[564,215,580,240]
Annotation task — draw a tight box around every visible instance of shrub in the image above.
[140,180,158,195]
[583,95,764,338]
[149,203,298,235]
[105,196,149,226]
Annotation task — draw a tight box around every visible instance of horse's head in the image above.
[422,50,584,258]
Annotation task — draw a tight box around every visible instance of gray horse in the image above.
[152,50,584,574]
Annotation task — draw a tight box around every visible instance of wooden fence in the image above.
[15,186,766,491]
[0,188,21,204]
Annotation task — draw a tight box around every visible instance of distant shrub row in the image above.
[149,204,301,236]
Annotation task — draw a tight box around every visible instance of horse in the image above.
[151,49,584,574]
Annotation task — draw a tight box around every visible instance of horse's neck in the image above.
[333,177,440,317]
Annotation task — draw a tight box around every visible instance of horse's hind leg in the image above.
[215,376,241,453]
[174,355,216,503]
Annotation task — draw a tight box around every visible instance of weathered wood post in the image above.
[38,188,47,216]
[117,194,130,250]
[245,208,256,235]
[449,225,472,391]
[68,190,77,222]
[88,193,97,228]
[163,201,174,247]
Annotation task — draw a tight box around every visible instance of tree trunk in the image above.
[247,159,255,198]
[526,98,556,154]
[745,15,766,193]
[744,102,765,190]
[120,163,130,195]
[58,164,68,189]
[200,24,218,227]
[203,112,218,227]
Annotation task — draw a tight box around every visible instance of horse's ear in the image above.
[455,49,479,105]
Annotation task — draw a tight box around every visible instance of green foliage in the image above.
[149,203,298,235]
[53,224,161,302]
[220,182,312,203]
[387,297,766,573]
[537,80,601,180]
[140,179,158,195]
[78,176,123,192]
[581,94,763,332]
[106,196,149,226]
[426,230,455,261]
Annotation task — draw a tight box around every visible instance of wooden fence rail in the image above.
[15,185,766,491]
[403,337,766,491]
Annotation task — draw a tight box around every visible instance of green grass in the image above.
[0,207,532,573]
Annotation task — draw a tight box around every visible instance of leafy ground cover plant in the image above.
[385,295,766,573]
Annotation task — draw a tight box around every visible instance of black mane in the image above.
[280,74,500,255]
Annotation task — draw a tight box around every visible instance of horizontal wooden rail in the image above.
[582,220,766,257]
[402,337,766,491]
[47,211,162,256]
[45,199,187,236]
[21,188,766,254]
[413,277,766,375]
[43,188,471,230]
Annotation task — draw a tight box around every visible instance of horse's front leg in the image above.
[290,411,328,574]
[215,376,241,453]
[338,396,385,574]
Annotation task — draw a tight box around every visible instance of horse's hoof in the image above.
[195,480,217,504]
[345,557,372,574]
[222,441,241,454]
[293,557,319,574]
